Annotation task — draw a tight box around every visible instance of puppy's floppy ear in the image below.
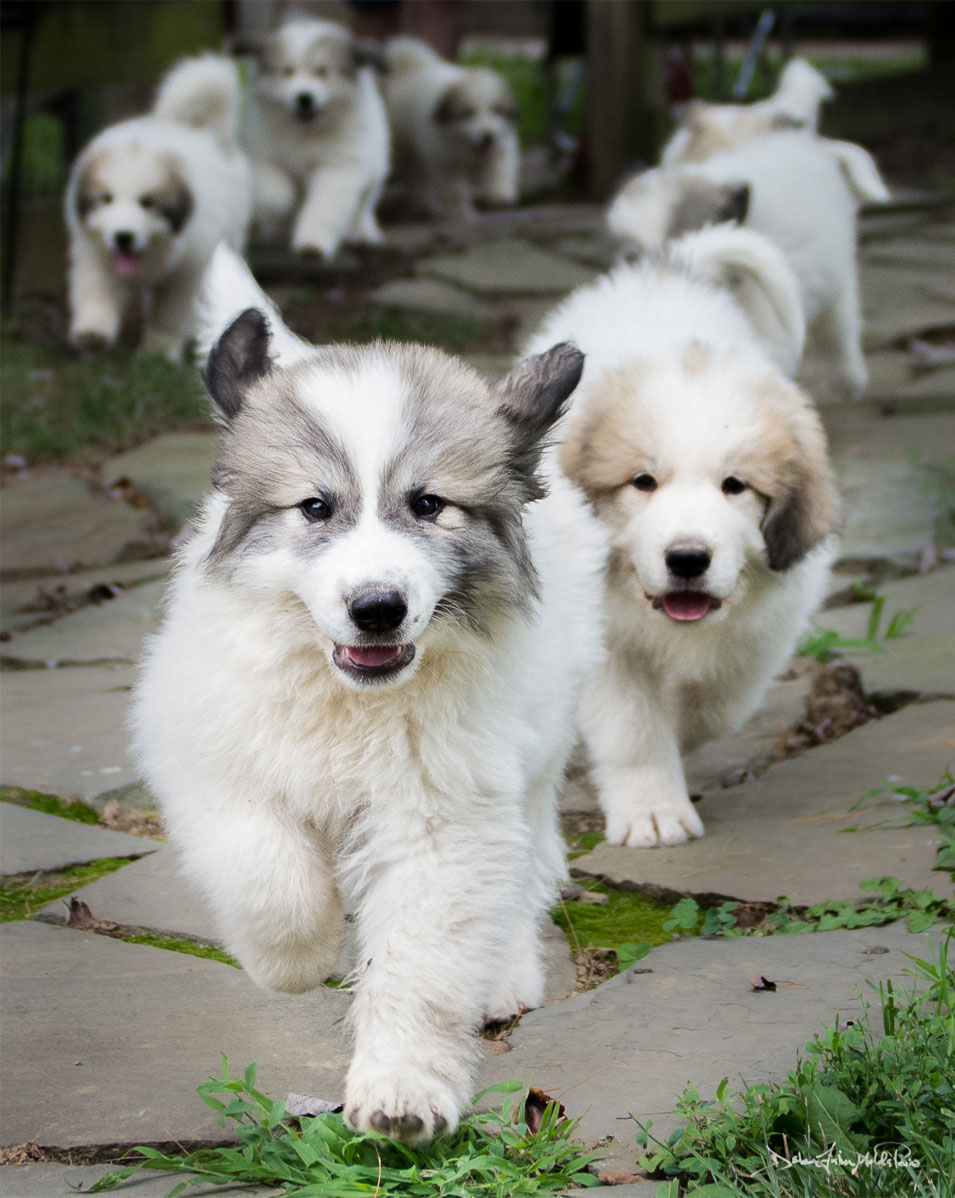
[73,155,104,221]
[494,343,584,497]
[154,163,194,233]
[761,406,839,571]
[718,181,749,224]
[434,79,469,124]
[205,308,273,420]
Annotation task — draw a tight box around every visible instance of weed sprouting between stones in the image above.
[633,928,955,1198]
[87,1061,599,1196]
[848,772,955,876]
[798,591,918,664]
[0,857,133,922]
[1,785,101,824]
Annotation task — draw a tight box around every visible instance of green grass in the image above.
[0,315,208,465]
[849,773,955,877]
[634,928,955,1197]
[1,784,100,824]
[88,1061,599,1196]
[798,592,917,663]
[122,934,239,969]
[0,857,134,922]
[551,881,675,973]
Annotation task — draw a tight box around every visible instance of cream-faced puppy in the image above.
[383,36,519,220]
[527,226,839,847]
[65,54,251,360]
[608,131,889,400]
[245,17,389,256]
[662,57,834,165]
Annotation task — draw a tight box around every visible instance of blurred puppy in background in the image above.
[65,54,250,360]
[244,16,389,257]
[608,131,889,400]
[383,37,519,220]
[528,226,838,848]
[662,58,834,165]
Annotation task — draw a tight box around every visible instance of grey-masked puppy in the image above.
[132,246,606,1144]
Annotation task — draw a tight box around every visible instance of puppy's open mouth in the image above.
[333,643,415,681]
[112,251,143,278]
[651,593,722,622]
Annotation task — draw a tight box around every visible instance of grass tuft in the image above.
[1,784,100,824]
[0,857,134,922]
[634,928,955,1197]
[87,1061,599,1196]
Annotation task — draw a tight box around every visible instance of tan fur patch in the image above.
[681,340,714,375]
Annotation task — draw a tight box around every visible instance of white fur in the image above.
[527,228,837,848]
[609,131,889,400]
[383,36,519,220]
[246,17,390,256]
[65,55,251,360]
[662,57,834,165]
[132,252,607,1140]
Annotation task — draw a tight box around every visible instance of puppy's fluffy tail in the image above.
[668,225,806,378]
[195,243,313,368]
[153,53,243,147]
[821,139,890,205]
[770,58,834,127]
[385,35,443,76]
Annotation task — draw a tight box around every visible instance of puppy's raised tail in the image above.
[153,53,243,147]
[195,243,312,368]
[668,225,806,378]
[821,139,891,205]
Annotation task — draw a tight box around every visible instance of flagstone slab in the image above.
[479,923,946,1172]
[0,1166,281,1197]
[1,559,168,638]
[834,456,944,565]
[0,666,138,800]
[2,580,165,667]
[0,805,155,877]
[571,700,954,907]
[0,921,352,1149]
[860,262,955,349]
[367,276,491,318]
[102,433,217,531]
[814,568,955,696]
[420,241,595,297]
[0,477,161,575]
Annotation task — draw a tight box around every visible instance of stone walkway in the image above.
[1,198,953,1196]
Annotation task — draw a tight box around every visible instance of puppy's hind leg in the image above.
[169,796,345,993]
[807,277,867,402]
[583,660,703,848]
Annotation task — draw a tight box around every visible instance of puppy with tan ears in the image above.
[65,54,251,360]
[383,37,519,220]
[527,226,839,848]
[608,130,889,401]
[662,58,834,165]
[244,17,390,257]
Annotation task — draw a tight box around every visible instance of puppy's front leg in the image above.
[583,659,704,848]
[344,806,526,1142]
[68,240,124,351]
[292,166,366,258]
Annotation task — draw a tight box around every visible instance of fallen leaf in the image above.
[750,976,777,992]
[596,1170,649,1185]
[522,1086,565,1134]
[862,945,890,955]
[64,897,123,937]
[285,1093,343,1117]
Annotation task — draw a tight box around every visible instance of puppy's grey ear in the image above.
[761,412,839,570]
[494,343,584,495]
[73,158,98,220]
[434,80,467,124]
[205,308,272,420]
[718,182,750,224]
[154,164,194,233]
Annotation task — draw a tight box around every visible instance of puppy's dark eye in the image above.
[283,66,295,77]
[299,496,332,522]
[101,192,113,205]
[721,476,748,495]
[411,494,444,519]
[315,65,328,78]
[633,474,657,493]
[139,196,154,210]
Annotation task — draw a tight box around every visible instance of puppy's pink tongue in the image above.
[344,645,404,668]
[112,252,141,278]
[662,592,712,622]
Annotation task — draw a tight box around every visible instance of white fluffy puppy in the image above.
[662,57,834,165]
[608,131,889,400]
[245,17,389,256]
[383,36,519,220]
[527,226,839,848]
[132,245,606,1141]
[65,55,251,360]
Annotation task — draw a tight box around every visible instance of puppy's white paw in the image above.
[605,798,704,848]
[484,958,543,1024]
[344,1063,463,1144]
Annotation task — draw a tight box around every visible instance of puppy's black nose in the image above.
[114,231,135,252]
[296,92,315,113]
[477,131,496,150]
[349,589,407,634]
[665,547,711,578]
